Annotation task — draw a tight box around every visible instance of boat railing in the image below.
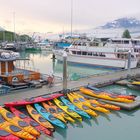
[16,66,39,72]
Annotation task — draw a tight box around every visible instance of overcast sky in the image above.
[0,0,140,34]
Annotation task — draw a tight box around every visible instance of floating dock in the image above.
[0,68,140,109]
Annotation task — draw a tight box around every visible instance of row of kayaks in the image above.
[0,87,135,139]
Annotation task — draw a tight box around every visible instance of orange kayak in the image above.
[26,105,54,131]
[42,102,67,123]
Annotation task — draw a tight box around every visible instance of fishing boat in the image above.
[53,39,139,69]
[36,42,53,51]
[25,44,41,51]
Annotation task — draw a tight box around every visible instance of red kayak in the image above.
[0,128,20,140]
[5,93,63,107]
[9,107,52,136]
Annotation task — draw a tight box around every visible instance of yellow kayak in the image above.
[53,98,82,122]
[72,93,110,114]
[67,94,98,117]
[89,99,120,111]
[42,102,67,123]
[26,105,54,131]
[80,87,133,103]
[0,106,40,137]
[0,114,36,140]
[48,101,75,123]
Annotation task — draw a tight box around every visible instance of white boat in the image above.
[53,40,139,69]
[37,42,53,51]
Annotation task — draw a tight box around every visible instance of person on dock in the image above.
[47,74,54,88]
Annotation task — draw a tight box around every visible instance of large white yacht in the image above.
[53,39,139,69]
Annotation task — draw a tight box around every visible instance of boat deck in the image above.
[0,68,140,107]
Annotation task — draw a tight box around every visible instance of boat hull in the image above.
[54,51,138,69]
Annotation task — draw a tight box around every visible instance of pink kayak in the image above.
[5,93,63,107]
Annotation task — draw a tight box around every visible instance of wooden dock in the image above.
[0,68,140,106]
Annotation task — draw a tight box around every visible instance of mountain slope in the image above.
[99,17,140,29]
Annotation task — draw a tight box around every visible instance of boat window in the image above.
[72,51,76,54]
[124,41,129,44]
[82,51,87,55]
[77,51,81,55]
[88,52,92,56]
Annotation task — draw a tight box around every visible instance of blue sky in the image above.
[0,0,140,34]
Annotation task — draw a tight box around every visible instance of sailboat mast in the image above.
[71,0,73,41]
[13,12,16,42]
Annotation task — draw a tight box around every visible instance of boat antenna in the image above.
[70,0,73,43]
[13,12,16,42]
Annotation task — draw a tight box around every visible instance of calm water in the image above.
[21,51,140,140]
[20,51,112,78]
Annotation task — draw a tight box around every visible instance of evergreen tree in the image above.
[122,29,131,38]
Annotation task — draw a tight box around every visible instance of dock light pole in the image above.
[63,51,68,94]
[127,50,131,78]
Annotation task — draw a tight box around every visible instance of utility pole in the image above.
[70,0,73,43]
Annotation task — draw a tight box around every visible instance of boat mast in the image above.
[70,0,73,42]
[13,12,16,42]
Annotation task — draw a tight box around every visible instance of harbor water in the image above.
[20,51,140,140]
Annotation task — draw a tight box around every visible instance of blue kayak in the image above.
[34,104,66,129]
[60,97,91,119]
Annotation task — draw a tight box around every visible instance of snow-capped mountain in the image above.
[82,17,140,38]
[99,17,140,29]
[0,26,5,31]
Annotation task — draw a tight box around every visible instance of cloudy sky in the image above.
[0,0,140,34]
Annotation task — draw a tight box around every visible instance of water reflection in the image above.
[20,51,113,78]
